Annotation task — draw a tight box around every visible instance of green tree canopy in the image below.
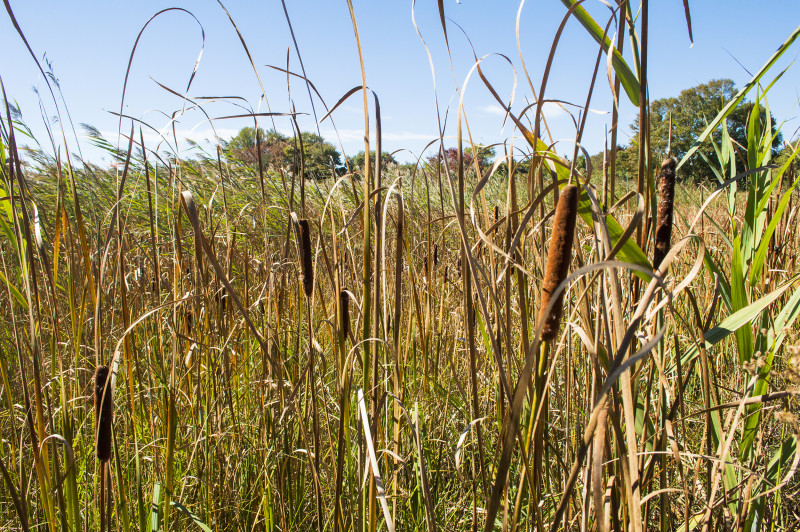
[224,127,341,178]
[465,145,496,170]
[224,127,288,169]
[631,79,782,182]
[347,150,397,172]
[283,132,342,178]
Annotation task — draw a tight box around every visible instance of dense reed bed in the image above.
[1,1,800,531]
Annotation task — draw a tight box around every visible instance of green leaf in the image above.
[525,135,653,276]
[678,23,800,170]
[149,482,161,532]
[767,280,800,356]
[749,144,800,284]
[171,501,213,532]
[731,237,754,363]
[704,279,795,349]
[576,192,652,273]
[0,269,27,309]
[560,0,641,106]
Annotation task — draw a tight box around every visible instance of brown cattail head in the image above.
[297,219,314,297]
[538,184,579,341]
[94,365,113,462]
[653,158,677,270]
[339,289,350,338]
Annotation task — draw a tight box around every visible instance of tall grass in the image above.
[1,1,800,531]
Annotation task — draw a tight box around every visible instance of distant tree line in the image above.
[577,79,786,184]
[223,127,343,179]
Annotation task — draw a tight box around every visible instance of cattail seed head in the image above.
[94,365,113,462]
[653,158,677,270]
[538,184,579,341]
[339,289,350,338]
[297,219,314,297]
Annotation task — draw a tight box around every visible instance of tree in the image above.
[224,128,342,178]
[347,150,397,173]
[631,79,782,182]
[427,147,471,175]
[283,132,342,178]
[225,127,288,169]
[465,145,496,171]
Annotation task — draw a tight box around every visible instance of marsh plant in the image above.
[1,1,799,531]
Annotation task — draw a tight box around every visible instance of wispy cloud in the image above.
[483,104,507,116]
[483,101,593,122]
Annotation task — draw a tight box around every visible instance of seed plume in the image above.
[296,219,314,297]
[340,289,350,338]
[94,365,113,462]
[538,184,579,341]
[653,157,677,270]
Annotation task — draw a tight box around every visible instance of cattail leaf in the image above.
[759,437,798,501]
[357,389,395,532]
[560,0,641,106]
[678,23,800,170]
[730,238,754,364]
[712,280,791,350]
[749,147,800,285]
[0,269,27,309]
[170,501,212,532]
[150,482,161,532]
[673,278,797,371]
[575,185,652,275]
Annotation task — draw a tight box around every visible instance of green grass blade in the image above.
[149,482,161,532]
[677,23,800,170]
[704,278,795,349]
[171,501,213,532]
[560,0,641,106]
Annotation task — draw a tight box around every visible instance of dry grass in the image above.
[1,2,800,532]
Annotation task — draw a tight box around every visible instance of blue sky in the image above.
[1,1,799,166]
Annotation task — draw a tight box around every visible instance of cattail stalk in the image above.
[538,184,579,341]
[94,365,113,462]
[653,157,677,270]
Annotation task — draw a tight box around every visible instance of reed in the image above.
[1,3,799,532]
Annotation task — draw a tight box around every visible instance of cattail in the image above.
[94,365,113,462]
[297,219,314,297]
[653,157,677,270]
[339,289,350,338]
[538,184,579,341]
[433,244,439,267]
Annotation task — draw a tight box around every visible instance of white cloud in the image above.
[483,104,507,116]
[482,102,579,122]
[540,102,570,120]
